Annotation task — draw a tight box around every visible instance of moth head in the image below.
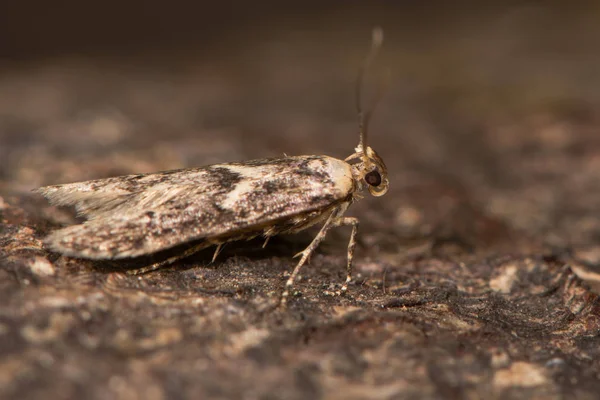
[347,27,389,198]
[346,146,389,197]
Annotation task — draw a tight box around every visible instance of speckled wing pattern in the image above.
[36,156,355,259]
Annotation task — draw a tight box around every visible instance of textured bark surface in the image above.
[2,3,600,399]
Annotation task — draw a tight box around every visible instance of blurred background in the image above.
[3,1,600,252]
[3,4,600,397]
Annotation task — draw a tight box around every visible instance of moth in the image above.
[35,28,389,306]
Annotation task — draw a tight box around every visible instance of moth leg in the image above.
[262,236,270,249]
[211,243,224,263]
[126,242,210,275]
[281,206,348,307]
[330,217,359,295]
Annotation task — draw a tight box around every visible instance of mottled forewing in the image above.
[37,156,354,259]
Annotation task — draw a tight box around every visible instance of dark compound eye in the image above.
[364,170,382,187]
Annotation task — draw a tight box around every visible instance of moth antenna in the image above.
[356,26,384,159]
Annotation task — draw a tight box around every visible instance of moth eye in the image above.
[364,170,382,187]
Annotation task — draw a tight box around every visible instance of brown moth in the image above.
[36,28,389,306]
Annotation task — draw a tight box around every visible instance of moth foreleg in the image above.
[280,205,354,307]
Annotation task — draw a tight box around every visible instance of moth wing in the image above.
[34,168,206,219]
[39,156,355,259]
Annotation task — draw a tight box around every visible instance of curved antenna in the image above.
[356,27,384,157]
